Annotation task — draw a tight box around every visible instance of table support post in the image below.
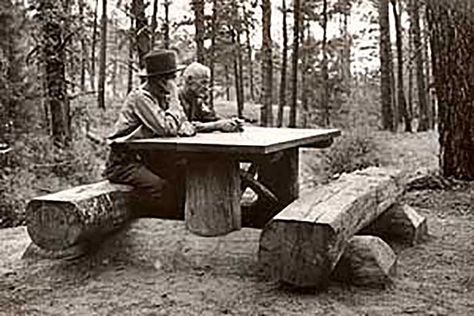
[185,154,241,236]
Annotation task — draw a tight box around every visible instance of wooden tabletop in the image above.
[118,126,341,155]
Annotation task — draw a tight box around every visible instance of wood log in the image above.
[26,181,135,251]
[258,167,405,288]
[360,203,428,245]
[332,235,397,287]
[185,154,241,236]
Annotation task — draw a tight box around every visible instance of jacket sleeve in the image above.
[133,89,187,137]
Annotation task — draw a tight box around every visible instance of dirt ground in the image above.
[1,131,473,315]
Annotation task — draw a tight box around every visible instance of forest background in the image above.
[0,0,472,228]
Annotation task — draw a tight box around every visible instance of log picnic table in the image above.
[119,126,341,236]
[25,126,430,289]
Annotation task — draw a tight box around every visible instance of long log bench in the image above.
[258,167,427,288]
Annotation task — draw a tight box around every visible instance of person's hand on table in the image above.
[178,121,197,137]
[217,118,244,133]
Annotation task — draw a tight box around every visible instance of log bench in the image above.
[258,167,428,288]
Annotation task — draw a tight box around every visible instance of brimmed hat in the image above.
[138,50,186,77]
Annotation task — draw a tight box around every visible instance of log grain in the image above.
[258,167,405,288]
[185,154,241,236]
[27,181,135,251]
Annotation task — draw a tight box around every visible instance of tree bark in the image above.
[97,0,107,109]
[90,0,99,91]
[163,0,171,49]
[246,29,255,102]
[321,0,330,127]
[192,0,205,64]
[79,0,86,92]
[410,0,429,131]
[379,0,396,131]
[209,0,218,109]
[342,0,351,92]
[300,24,308,128]
[261,0,273,126]
[231,31,243,118]
[150,0,159,49]
[132,0,150,69]
[41,0,71,146]
[426,0,474,179]
[391,0,411,132]
[127,13,134,94]
[289,0,300,128]
[277,0,288,128]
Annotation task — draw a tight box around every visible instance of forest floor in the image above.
[1,128,473,316]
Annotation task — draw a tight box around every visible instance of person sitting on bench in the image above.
[178,62,243,133]
[104,50,195,207]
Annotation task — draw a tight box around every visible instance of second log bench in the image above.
[258,167,427,288]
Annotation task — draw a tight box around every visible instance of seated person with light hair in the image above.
[179,62,243,132]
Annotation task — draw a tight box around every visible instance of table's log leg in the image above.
[185,154,241,236]
[242,148,299,228]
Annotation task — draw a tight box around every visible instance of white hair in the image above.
[183,62,210,83]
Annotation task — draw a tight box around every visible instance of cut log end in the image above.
[259,221,334,288]
[27,202,83,251]
[332,235,397,287]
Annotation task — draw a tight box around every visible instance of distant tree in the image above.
[321,0,330,127]
[246,28,255,102]
[409,0,429,131]
[35,0,71,145]
[277,0,288,127]
[426,0,474,179]
[391,0,411,132]
[289,0,301,128]
[191,0,205,63]
[97,0,107,109]
[131,0,150,69]
[150,0,159,49]
[90,0,99,90]
[378,0,395,131]
[127,11,134,93]
[162,0,171,49]
[209,0,218,108]
[261,0,273,126]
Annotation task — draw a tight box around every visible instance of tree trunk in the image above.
[209,0,218,109]
[192,0,205,64]
[426,0,474,179]
[300,24,308,128]
[79,0,86,91]
[90,0,99,91]
[277,0,288,128]
[410,0,429,131]
[132,0,150,69]
[342,0,351,92]
[391,0,411,132]
[232,31,243,118]
[379,0,396,131]
[289,0,300,128]
[41,0,71,146]
[163,0,171,49]
[407,0,414,124]
[224,64,230,101]
[321,0,330,127]
[261,0,273,126]
[423,13,434,129]
[246,29,255,102]
[97,0,107,110]
[127,14,134,94]
[150,0,159,49]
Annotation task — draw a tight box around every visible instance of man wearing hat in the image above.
[104,50,194,208]
[179,62,243,132]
